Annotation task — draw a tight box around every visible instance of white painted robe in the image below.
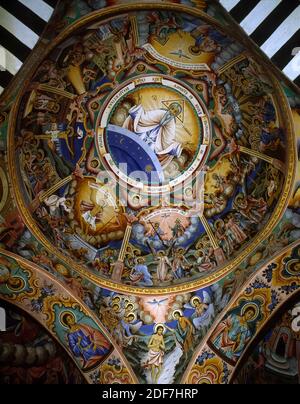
[157,256,172,282]
[123,105,182,158]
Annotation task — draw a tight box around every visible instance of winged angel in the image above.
[184,291,215,332]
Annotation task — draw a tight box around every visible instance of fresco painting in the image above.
[0,300,86,384]
[10,7,292,294]
[0,0,298,385]
[233,298,300,385]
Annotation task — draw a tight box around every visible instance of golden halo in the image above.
[112,295,122,302]
[126,312,137,322]
[136,64,146,72]
[135,256,145,264]
[214,219,224,229]
[60,311,76,328]
[241,303,259,322]
[157,250,166,256]
[214,138,222,147]
[131,195,141,205]
[173,309,183,319]
[191,296,202,307]
[235,193,245,204]
[154,323,166,334]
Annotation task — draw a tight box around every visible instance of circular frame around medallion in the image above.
[96,73,211,193]
[7,3,296,296]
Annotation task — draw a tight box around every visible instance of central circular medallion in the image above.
[96,75,211,193]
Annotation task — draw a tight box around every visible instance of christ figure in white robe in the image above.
[122,102,183,164]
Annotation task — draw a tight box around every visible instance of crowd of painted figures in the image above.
[11,10,286,290]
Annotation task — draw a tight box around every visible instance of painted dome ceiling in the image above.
[0,0,300,387]
[10,5,295,294]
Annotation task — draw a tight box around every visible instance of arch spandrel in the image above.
[0,249,136,384]
[183,241,300,384]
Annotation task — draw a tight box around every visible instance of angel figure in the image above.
[147,239,177,283]
[119,313,143,347]
[156,251,173,282]
[184,293,215,332]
